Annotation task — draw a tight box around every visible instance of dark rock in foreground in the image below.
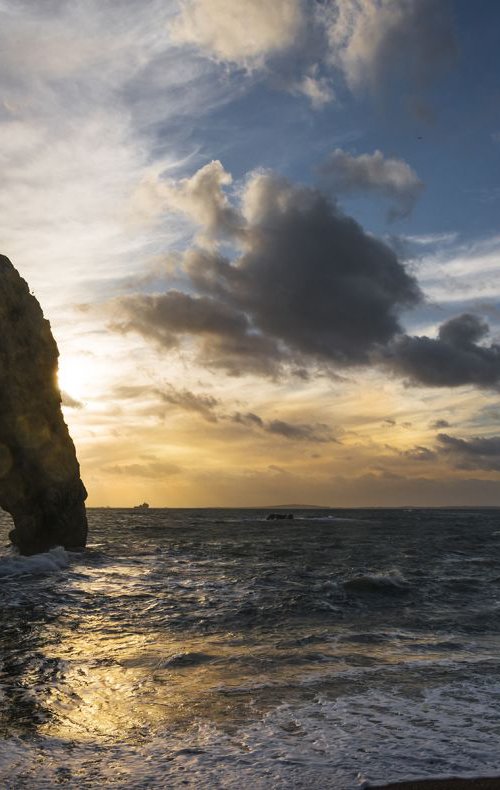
[0,255,87,555]
[368,778,500,789]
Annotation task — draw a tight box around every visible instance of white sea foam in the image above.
[0,546,70,577]
[344,569,409,593]
[1,679,500,789]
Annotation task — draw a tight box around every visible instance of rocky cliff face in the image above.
[0,255,87,555]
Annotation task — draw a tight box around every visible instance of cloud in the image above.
[171,0,456,109]
[159,387,219,423]
[171,0,303,68]
[437,434,500,472]
[149,160,243,243]
[416,235,500,307]
[232,412,264,429]
[112,382,220,422]
[266,419,333,442]
[401,445,436,462]
[61,391,83,409]
[171,0,336,108]
[103,460,181,478]
[116,289,284,377]
[320,148,424,219]
[112,385,153,400]
[116,162,420,376]
[116,163,500,396]
[388,314,500,388]
[326,0,457,96]
[430,419,450,430]
[403,232,458,247]
[111,382,333,442]
[231,412,335,443]
[292,71,335,108]
[117,290,249,347]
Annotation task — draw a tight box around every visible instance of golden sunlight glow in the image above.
[58,354,96,402]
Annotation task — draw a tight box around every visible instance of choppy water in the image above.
[1,508,500,789]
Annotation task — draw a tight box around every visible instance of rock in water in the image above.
[0,255,87,555]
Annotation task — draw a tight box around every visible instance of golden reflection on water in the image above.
[26,559,487,745]
[41,625,289,741]
[40,612,478,743]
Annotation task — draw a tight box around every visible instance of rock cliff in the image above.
[0,255,87,555]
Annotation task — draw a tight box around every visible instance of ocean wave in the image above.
[343,571,410,594]
[2,683,500,789]
[0,546,70,577]
[214,654,500,696]
[294,515,370,523]
[157,652,215,668]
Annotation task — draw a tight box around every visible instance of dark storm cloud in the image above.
[118,168,420,378]
[119,164,500,394]
[437,434,500,472]
[117,286,286,378]
[228,179,422,368]
[198,331,286,378]
[117,290,249,348]
[388,314,500,388]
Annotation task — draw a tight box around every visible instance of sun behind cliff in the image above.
[0,255,88,555]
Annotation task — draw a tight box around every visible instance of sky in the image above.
[1,0,500,507]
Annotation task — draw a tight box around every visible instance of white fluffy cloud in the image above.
[170,0,456,108]
[142,160,243,243]
[171,0,303,67]
[292,70,336,108]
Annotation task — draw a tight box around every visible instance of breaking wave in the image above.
[0,546,70,577]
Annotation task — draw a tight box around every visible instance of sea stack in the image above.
[0,255,87,555]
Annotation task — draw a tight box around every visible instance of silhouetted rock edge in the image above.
[0,255,87,555]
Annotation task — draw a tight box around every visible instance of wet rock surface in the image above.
[0,255,87,554]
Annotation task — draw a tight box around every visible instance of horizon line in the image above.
[86,504,500,510]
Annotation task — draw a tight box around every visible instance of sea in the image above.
[1,507,500,789]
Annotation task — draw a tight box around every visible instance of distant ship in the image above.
[133,502,150,510]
